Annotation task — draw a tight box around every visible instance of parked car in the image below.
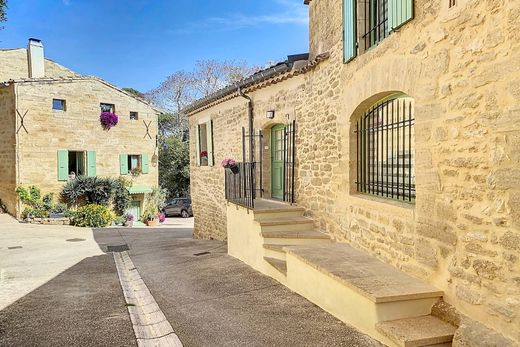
[162,197,193,218]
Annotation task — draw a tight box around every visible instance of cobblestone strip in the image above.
[114,251,183,347]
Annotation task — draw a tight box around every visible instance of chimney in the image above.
[27,38,45,78]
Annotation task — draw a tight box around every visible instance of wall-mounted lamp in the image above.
[266,110,275,119]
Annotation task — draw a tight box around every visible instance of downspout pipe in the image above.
[238,86,254,164]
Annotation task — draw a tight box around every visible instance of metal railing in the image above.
[283,120,296,204]
[355,97,416,202]
[224,162,256,209]
[362,0,389,50]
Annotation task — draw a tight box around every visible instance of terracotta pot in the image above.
[145,219,159,227]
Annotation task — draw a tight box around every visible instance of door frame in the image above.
[270,124,285,200]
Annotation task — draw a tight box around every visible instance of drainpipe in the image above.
[238,86,254,164]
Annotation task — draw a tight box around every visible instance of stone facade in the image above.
[0,48,78,82]
[0,55,159,216]
[189,0,519,343]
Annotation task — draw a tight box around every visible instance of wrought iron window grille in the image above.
[355,97,416,202]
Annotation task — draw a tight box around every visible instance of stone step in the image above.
[253,207,306,221]
[375,315,456,347]
[264,257,287,275]
[261,230,331,245]
[257,217,314,232]
[286,243,443,303]
[263,244,289,260]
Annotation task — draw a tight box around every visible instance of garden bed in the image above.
[24,217,70,225]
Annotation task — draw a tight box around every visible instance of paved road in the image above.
[1,215,382,347]
[95,228,383,347]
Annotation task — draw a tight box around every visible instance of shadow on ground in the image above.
[0,254,135,347]
[93,227,383,347]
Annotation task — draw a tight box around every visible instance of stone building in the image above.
[187,0,519,345]
[0,39,160,219]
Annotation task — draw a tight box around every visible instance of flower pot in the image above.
[145,219,158,227]
[124,221,134,227]
[229,164,240,174]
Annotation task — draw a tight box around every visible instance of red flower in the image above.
[200,151,208,158]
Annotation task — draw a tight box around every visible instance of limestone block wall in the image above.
[190,0,519,342]
[13,79,158,214]
[0,48,78,82]
[0,85,17,214]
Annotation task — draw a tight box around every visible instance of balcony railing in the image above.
[224,162,256,209]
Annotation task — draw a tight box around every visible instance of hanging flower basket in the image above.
[100,112,119,130]
[221,158,239,174]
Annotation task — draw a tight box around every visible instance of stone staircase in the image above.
[226,199,456,347]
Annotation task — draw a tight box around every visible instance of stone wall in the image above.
[190,0,519,342]
[0,48,78,82]
[0,84,17,214]
[11,79,158,215]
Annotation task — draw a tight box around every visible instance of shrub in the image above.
[70,204,115,228]
[22,207,48,219]
[16,186,68,219]
[140,188,166,222]
[61,176,131,215]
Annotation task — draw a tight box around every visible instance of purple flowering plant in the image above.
[159,212,166,223]
[126,214,135,222]
[100,112,119,130]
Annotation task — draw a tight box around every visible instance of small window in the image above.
[128,154,142,173]
[53,99,66,111]
[130,112,139,120]
[100,103,115,113]
[449,0,456,7]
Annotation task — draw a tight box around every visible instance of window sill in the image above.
[349,193,415,218]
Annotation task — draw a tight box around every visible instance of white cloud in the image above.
[172,1,308,35]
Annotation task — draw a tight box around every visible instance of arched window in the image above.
[355,96,415,202]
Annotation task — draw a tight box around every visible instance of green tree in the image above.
[122,87,144,99]
[159,136,190,198]
[0,0,7,29]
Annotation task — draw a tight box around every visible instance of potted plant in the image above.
[140,188,166,227]
[100,112,119,130]
[130,166,142,177]
[124,214,134,227]
[221,158,239,174]
[142,210,158,226]
[159,212,166,223]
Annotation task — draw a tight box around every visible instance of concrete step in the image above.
[375,315,456,347]
[261,230,331,245]
[264,257,287,275]
[253,207,306,221]
[286,243,443,304]
[263,244,288,260]
[257,217,314,232]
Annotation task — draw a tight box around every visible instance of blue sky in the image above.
[0,0,309,92]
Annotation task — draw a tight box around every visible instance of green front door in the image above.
[128,201,141,220]
[271,124,285,200]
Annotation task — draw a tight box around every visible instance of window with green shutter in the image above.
[57,150,69,181]
[389,0,413,31]
[87,151,97,177]
[120,154,128,175]
[343,0,357,62]
[344,0,413,61]
[141,154,149,174]
[195,120,214,167]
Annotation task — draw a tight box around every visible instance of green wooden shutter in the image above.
[195,125,201,166]
[87,151,96,177]
[206,120,214,166]
[389,0,414,31]
[343,0,357,63]
[57,150,68,181]
[141,154,149,174]
[120,154,128,175]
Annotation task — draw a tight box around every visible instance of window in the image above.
[449,0,456,7]
[343,0,414,61]
[57,150,96,181]
[100,103,115,113]
[128,155,141,172]
[119,153,149,175]
[130,112,139,120]
[195,120,214,166]
[355,96,415,202]
[53,99,66,111]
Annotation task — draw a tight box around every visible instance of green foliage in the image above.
[0,0,7,26]
[69,204,115,228]
[16,186,67,219]
[122,87,144,99]
[159,136,190,198]
[112,177,132,215]
[140,188,167,222]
